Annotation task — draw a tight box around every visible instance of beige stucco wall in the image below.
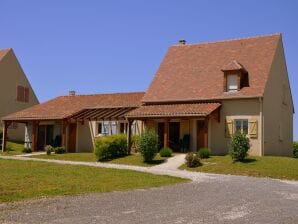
[76,122,93,152]
[210,99,261,155]
[0,49,39,141]
[262,38,294,156]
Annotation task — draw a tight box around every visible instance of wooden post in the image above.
[31,121,38,152]
[127,120,132,154]
[2,121,9,152]
[203,118,209,148]
[164,118,170,148]
[61,120,67,150]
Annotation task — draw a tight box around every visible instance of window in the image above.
[234,119,248,134]
[227,74,238,92]
[97,123,102,135]
[17,85,29,102]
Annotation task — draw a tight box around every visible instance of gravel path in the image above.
[1,154,298,223]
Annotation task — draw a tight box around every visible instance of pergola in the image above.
[1,106,138,152]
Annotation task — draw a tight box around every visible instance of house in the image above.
[2,33,294,156]
[0,49,39,142]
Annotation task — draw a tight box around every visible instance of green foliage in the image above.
[185,152,201,167]
[139,129,159,162]
[94,134,128,161]
[44,145,54,155]
[197,148,210,159]
[293,141,298,158]
[54,147,66,154]
[132,135,141,153]
[22,147,32,153]
[159,147,173,157]
[229,132,250,161]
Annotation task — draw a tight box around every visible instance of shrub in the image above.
[45,145,53,155]
[22,147,32,153]
[132,135,141,153]
[159,147,172,157]
[94,134,127,161]
[54,147,66,154]
[229,132,250,161]
[293,141,298,158]
[197,148,210,159]
[139,129,159,162]
[185,152,201,167]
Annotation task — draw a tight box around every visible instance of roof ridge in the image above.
[61,91,145,97]
[172,33,281,47]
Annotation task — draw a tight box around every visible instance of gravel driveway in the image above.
[1,173,298,223]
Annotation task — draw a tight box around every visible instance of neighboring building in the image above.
[0,49,39,141]
[2,33,294,156]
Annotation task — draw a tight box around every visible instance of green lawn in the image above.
[33,153,167,167]
[180,155,298,180]
[0,159,187,203]
[0,141,24,156]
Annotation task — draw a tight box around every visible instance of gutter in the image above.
[259,97,264,156]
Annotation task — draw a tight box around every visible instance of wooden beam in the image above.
[127,119,133,154]
[31,121,38,152]
[1,121,11,152]
[61,120,68,149]
[163,118,170,148]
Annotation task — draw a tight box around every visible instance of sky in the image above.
[0,0,297,140]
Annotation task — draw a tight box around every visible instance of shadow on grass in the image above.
[145,159,166,165]
[236,158,257,164]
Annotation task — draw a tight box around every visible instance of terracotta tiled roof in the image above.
[143,34,281,103]
[0,48,11,61]
[221,60,247,72]
[3,92,145,121]
[126,103,221,118]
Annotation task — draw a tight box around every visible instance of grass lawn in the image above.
[0,159,187,203]
[33,153,167,167]
[180,155,298,181]
[0,141,24,156]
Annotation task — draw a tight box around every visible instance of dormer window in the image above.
[222,60,249,93]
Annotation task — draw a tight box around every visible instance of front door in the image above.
[169,122,180,152]
[197,120,208,149]
[68,123,77,153]
[157,122,164,150]
[37,125,46,150]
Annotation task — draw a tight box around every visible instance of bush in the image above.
[197,148,210,159]
[132,135,141,153]
[54,147,66,154]
[293,141,298,158]
[139,129,159,162]
[45,145,53,155]
[159,147,173,157]
[22,147,32,153]
[229,132,250,161]
[94,134,127,161]
[185,152,201,167]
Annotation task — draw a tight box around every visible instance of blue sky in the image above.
[0,0,297,140]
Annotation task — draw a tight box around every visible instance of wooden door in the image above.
[157,123,164,150]
[68,123,77,153]
[169,122,180,152]
[197,120,208,149]
[46,125,54,145]
[37,125,46,150]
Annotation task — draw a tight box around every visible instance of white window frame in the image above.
[227,74,239,92]
[234,119,248,134]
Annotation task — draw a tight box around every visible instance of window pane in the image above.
[235,120,242,133]
[227,74,238,92]
[242,120,248,134]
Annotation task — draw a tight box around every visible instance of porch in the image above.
[126,103,221,152]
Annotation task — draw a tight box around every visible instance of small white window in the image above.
[227,74,238,92]
[234,119,248,134]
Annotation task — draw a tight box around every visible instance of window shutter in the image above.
[24,87,29,102]
[225,119,233,138]
[17,85,24,102]
[248,119,258,138]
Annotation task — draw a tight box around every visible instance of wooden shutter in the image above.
[17,85,24,102]
[248,119,258,138]
[225,119,233,138]
[24,87,29,102]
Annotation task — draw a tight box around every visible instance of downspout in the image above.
[259,97,264,156]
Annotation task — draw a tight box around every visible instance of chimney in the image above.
[179,39,186,45]
[69,90,76,96]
